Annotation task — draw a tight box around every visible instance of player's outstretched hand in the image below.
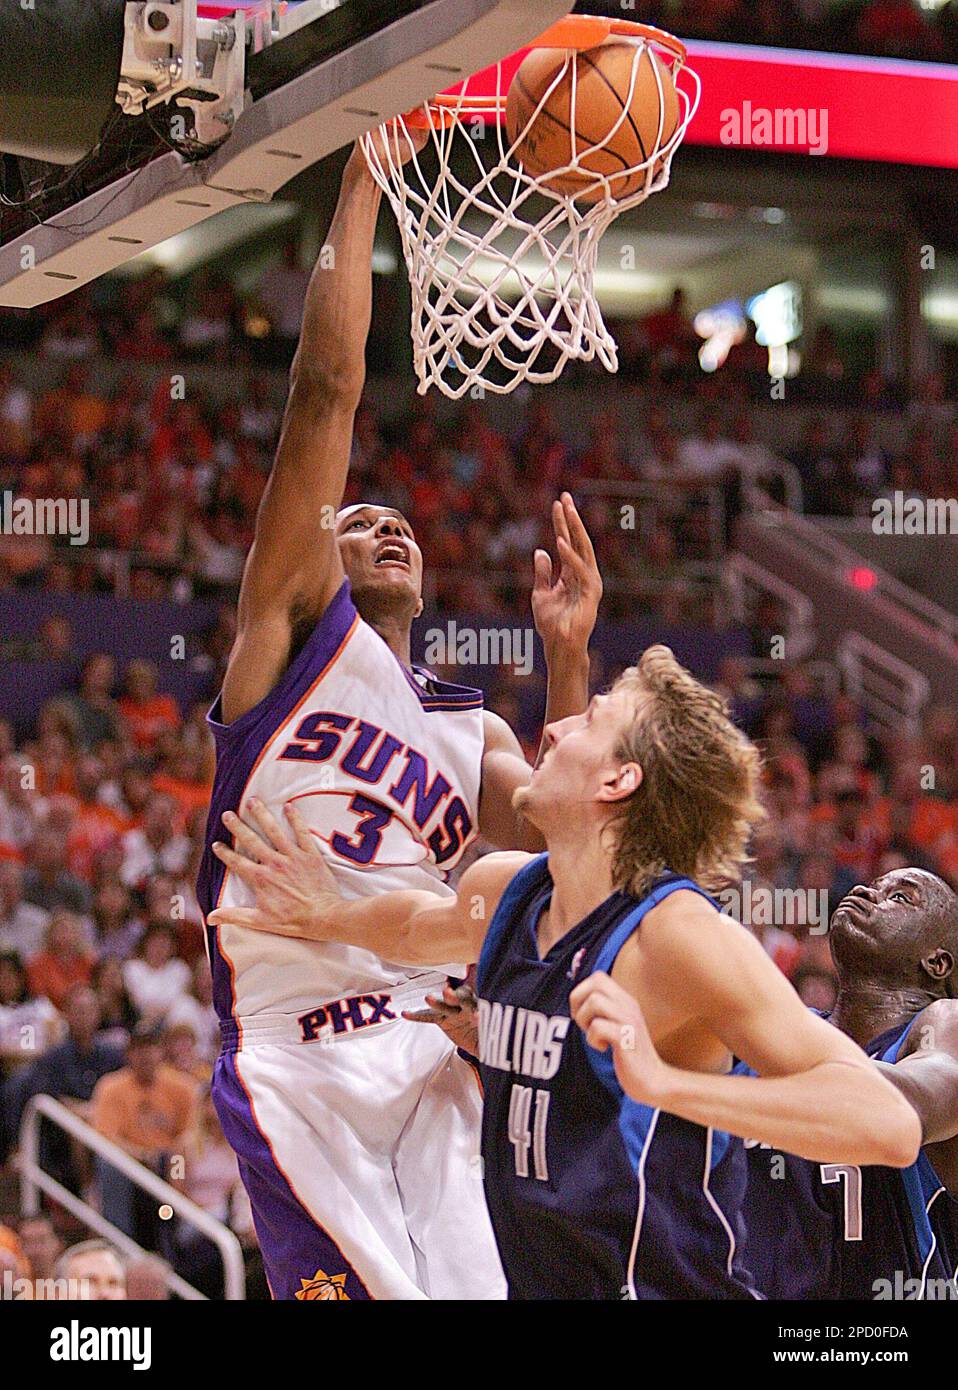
[209,798,342,940]
[404,981,480,1056]
[531,492,603,657]
[570,971,670,1106]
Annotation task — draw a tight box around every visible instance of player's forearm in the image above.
[308,889,468,968]
[654,1060,922,1167]
[291,151,381,403]
[876,1056,958,1145]
[535,645,591,769]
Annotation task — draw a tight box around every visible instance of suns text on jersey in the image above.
[279,711,473,864]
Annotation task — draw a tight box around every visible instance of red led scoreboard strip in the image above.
[192,13,958,168]
[456,39,958,170]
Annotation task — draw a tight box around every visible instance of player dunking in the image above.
[740,867,958,1299]
[196,133,602,1301]
[210,647,920,1299]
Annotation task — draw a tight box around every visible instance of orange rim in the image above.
[404,97,500,129]
[399,19,688,129]
[528,16,687,63]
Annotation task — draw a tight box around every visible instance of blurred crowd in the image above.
[1,273,955,628]
[645,0,958,62]
[2,242,958,1298]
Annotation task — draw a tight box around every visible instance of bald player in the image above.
[196,131,602,1301]
[740,867,958,1299]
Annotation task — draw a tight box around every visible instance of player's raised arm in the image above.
[478,494,601,850]
[876,999,958,1161]
[208,798,528,966]
[221,133,424,725]
[571,893,922,1168]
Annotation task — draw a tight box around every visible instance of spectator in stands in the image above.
[0,861,50,961]
[165,956,218,1064]
[125,1254,171,1301]
[91,956,140,1042]
[67,755,128,883]
[91,881,141,962]
[122,925,192,1027]
[0,360,32,462]
[172,1091,255,1297]
[55,1239,127,1300]
[0,949,60,1069]
[23,826,90,918]
[253,235,310,360]
[118,660,181,753]
[13,984,124,1194]
[120,795,190,892]
[639,286,697,379]
[0,1232,29,1298]
[163,1021,210,1086]
[37,615,75,663]
[91,1025,199,1242]
[63,655,122,751]
[178,272,239,360]
[23,984,123,1121]
[16,1215,63,1292]
[26,911,95,1012]
[855,0,934,58]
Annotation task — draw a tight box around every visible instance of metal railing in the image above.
[19,1093,246,1301]
[723,552,817,661]
[837,632,931,737]
[749,499,958,655]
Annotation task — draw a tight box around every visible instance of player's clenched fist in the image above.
[569,971,669,1106]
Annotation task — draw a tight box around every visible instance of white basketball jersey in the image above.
[198,581,485,1021]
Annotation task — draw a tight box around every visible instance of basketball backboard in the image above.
[0,0,574,308]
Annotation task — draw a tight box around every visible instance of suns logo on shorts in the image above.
[294,1269,350,1300]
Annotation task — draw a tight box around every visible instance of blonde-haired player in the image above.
[212,646,921,1299]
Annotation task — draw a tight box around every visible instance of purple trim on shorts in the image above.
[196,580,358,1023]
[212,1050,373,1301]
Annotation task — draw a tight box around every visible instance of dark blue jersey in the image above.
[475,855,760,1301]
[936,1193,958,1294]
[740,1008,958,1300]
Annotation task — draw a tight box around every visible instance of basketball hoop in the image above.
[361,16,701,399]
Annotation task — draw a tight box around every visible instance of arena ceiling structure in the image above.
[0,0,575,308]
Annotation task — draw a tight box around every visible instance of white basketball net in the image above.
[362,29,701,399]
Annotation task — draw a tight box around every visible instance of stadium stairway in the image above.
[733,499,958,735]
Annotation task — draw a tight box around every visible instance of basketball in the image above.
[506,39,681,203]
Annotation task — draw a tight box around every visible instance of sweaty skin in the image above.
[829,868,958,1193]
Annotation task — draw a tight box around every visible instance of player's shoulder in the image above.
[481,708,524,754]
[643,883,727,937]
[635,884,755,975]
[459,851,538,917]
[904,998,958,1059]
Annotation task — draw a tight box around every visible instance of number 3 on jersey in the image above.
[331,793,393,867]
[509,1084,551,1181]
